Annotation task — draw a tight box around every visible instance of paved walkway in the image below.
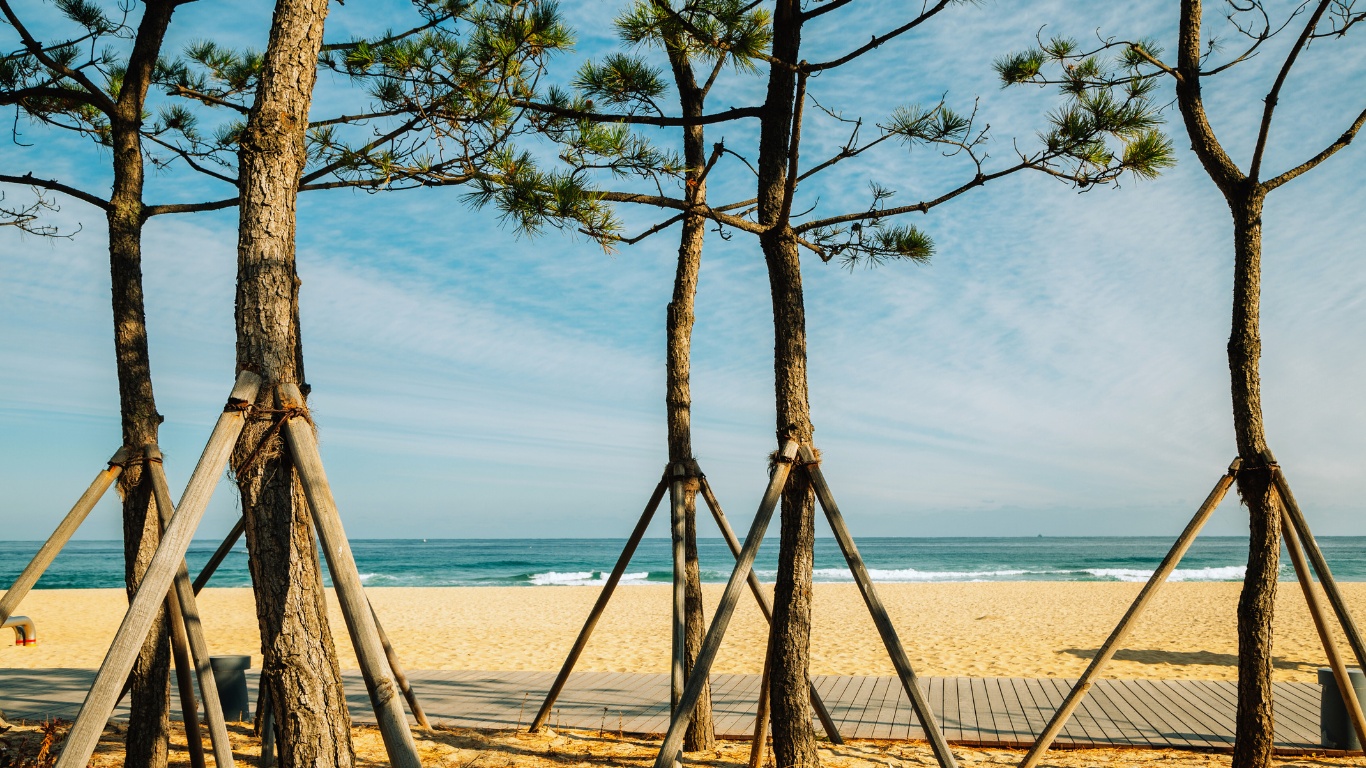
[0,669,1337,755]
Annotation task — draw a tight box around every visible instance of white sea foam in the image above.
[1084,566,1246,582]
[741,565,1250,583]
[753,567,1066,583]
[528,570,651,586]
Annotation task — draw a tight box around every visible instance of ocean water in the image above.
[3,536,1364,589]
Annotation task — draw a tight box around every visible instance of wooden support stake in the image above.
[144,450,206,768]
[259,687,276,768]
[0,448,127,626]
[802,444,957,768]
[1274,467,1366,673]
[748,627,774,768]
[531,472,669,732]
[193,517,246,595]
[165,593,206,768]
[371,599,432,730]
[670,464,689,712]
[697,473,842,744]
[53,371,260,768]
[146,448,237,768]
[1280,504,1366,748]
[651,439,800,768]
[1017,460,1240,768]
[279,383,421,768]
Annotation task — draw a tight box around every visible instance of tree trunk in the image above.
[1228,188,1280,768]
[233,2,352,767]
[663,37,716,754]
[107,5,180,764]
[756,2,819,765]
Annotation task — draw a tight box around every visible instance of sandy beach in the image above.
[6,582,1365,682]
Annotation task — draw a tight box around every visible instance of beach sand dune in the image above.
[4,582,1364,682]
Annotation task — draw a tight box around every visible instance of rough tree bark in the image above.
[662,35,716,752]
[755,2,820,766]
[1227,188,1280,768]
[232,2,353,767]
[108,4,180,765]
[1174,4,1282,766]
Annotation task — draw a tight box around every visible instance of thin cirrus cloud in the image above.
[1,0,1363,541]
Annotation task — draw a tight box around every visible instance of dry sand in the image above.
[6,582,1366,682]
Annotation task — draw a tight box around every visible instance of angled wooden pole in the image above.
[371,599,432,730]
[259,687,277,768]
[53,370,260,768]
[696,472,842,744]
[0,448,128,626]
[189,513,430,731]
[748,625,774,768]
[164,588,206,768]
[1017,459,1241,768]
[278,382,421,768]
[1273,465,1366,672]
[530,471,669,732]
[651,439,799,768]
[193,516,246,595]
[801,444,958,768]
[1280,503,1366,748]
[669,463,689,712]
[145,447,237,768]
[144,450,206,768]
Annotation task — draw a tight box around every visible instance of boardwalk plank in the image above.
[1098,678,1179,749]
[1089,679,1150,746]
[1134,677,1220,750]
[1,668,1334,754]
[967,677,998,743]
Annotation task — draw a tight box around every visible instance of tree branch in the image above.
[319,14,457,52]
[0,172,110,210]
[801,0,858,21]
[778,68,807,225]
[512,98,761,126]
[595,190,766,234]
[1174,0,1245,191]
[1262,101,1366,192]
[0,0,117,114]
[169,84,250,113]
[804,1,952,72]
[1249,0,1332,182]
[299,115,424,184]
[794,162,1030,233]
[0,85,103,108]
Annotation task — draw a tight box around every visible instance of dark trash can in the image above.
[210,655,252,722]
[1319,667,1366,750]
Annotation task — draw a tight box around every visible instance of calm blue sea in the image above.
[3,537,1364,589]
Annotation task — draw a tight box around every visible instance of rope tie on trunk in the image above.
[233,405,312,477]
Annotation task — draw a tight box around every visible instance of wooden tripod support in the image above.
[528,456,842,741]
[0,448,129,629]
[1018,457,1366,768]
[145,446,236,768]
[277,382,422,768]
[189,512,431,730]
[0,443,227,768]
[33,372,424,768]
[650,441,959,768]
[51,371,261,768]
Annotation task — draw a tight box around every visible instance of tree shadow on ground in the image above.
[1060,647,1315,672]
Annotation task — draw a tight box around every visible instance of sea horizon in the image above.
[5,536,1364,589]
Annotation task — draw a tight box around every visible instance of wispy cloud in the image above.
[2,0,1363,541]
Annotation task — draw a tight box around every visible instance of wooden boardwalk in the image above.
[0,669,1336,754]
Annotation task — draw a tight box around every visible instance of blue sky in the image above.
[2,0,1364,541]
